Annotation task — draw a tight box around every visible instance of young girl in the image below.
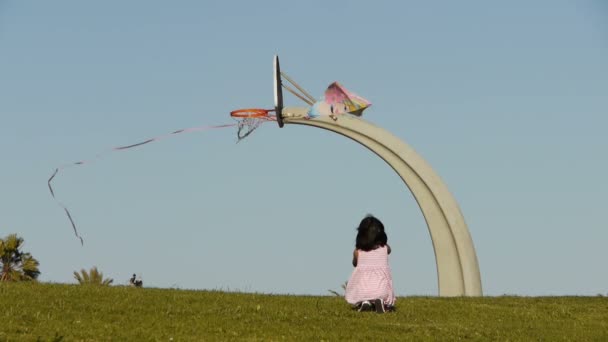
[345,215,396,313]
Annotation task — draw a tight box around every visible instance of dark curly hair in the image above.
[355,214,388,251]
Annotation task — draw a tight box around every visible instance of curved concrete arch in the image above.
[282,107,482,296]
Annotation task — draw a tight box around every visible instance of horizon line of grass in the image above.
[2,282,607,341]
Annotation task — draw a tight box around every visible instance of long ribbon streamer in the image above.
[48,123,236,245]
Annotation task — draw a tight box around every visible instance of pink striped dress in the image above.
[345,246,396,306]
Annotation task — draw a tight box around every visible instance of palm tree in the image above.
[73,266,113,286]
[0,234,40,282]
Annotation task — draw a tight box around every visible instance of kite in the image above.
[308,82,371,118]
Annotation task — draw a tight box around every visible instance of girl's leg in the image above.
[374,299,386,313]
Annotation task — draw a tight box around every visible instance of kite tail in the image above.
[48,168,84,245]
[48,122,237,245]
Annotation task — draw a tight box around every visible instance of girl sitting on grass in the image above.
[345,215,396,313]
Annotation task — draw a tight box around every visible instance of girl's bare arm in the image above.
[352,249,359,267]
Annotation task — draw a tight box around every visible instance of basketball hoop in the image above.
[230,108,272,118]
[230,108,275,141]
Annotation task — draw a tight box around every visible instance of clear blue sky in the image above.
[1,0,606,296]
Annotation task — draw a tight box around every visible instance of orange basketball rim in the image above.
[229,108,273,118]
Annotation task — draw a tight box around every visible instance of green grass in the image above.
[1,283,607,341]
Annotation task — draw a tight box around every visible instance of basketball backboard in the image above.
[273,55,284,128]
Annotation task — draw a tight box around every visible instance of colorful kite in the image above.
[308,82,371,118]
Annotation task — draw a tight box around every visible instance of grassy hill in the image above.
[1,282,607,341]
